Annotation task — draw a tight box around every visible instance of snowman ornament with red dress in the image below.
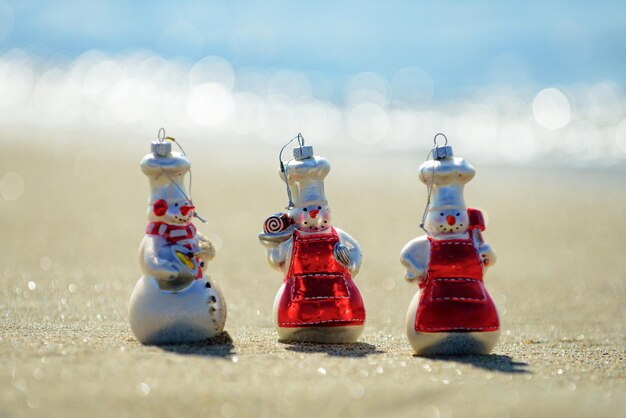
[259,136,366,343]
[400,135,499,355]
[129,131,226,344]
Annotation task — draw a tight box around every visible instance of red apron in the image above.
[277,227,366,328]
[415,235,499,332]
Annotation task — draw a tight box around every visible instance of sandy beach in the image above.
[0,139,624,418]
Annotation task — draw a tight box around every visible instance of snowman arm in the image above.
[400,236,430,283]
[472,229,497,268]
[334,228,362,277]
[139,236,179,280]
[266,237,292,272]
[478,242,497,268]
[195,231,216,262]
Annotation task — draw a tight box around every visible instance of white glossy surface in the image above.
[129,145,226,344]
[129,276,226,345]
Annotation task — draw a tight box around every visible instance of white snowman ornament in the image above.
[259,137,366,343]
[129,132,226,345]
[400,136,499,355]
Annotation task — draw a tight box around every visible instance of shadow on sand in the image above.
[157,331,236,358]
[283,341,384,358]
[424,354,529,374]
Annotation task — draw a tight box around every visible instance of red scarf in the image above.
[145,222,197,249]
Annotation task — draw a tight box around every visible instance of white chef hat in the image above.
[280,146,330,207]
[418,156,475,209]
[140,141,191,203]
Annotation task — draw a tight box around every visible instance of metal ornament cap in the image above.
[433,145,454,160]
[293,145,314,160]
[151,140,172,157]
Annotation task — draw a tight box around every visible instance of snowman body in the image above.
[400,154,499,355]
[129,143,226,345]
[260,150,366,343]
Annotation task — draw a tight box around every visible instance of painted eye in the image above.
[318,206,322,209]
[153,199,168,216]
[456,212,460,216]
[303,208,307,211]
[440,213,444,216]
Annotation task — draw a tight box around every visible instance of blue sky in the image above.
[3,0,625,99]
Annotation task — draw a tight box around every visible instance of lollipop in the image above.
[263,212,292,234]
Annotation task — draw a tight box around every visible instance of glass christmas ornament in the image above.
[400,134,499,355]
[129,129,226,344]
[259,135,366,343]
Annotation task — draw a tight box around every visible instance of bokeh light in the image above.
[346,72,390,108]
[615,119,626,154]
[0,171,25,201]
[190,56,235,90]
[532,88,571,130]
[0,44,623,165]
[347,103,390,145]
[391,67,434,108]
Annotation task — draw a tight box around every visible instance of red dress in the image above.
[277,227,366,328]
[414,234,499,332]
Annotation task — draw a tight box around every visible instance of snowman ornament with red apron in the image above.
[400,135,499,355]
[259,136,366,343]
[129,131,226,344]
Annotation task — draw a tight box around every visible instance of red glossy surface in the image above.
[415,234,499,332]
[277,227,366,328]
[153,199,168,216]
[180,204,195,216]
[467,208,485,231]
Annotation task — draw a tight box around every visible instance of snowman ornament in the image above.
[129,132,226,344]
[400,135,499,355]
[259,136,366,343]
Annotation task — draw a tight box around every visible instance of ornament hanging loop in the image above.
[153,128,172,157]
[433,132,448,147]
[158,127,166,143]
[432,133,454,160]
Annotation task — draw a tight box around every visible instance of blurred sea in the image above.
[0,49,625,170]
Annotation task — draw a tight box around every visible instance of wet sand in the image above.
[0,139,624,417]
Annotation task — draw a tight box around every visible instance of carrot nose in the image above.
[309,209,320,218]
[180,205,195,216]
[446,215,456,225]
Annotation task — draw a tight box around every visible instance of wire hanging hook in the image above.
[156,128,207,223]
[419,133,449,234]
[278,133,304,209]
